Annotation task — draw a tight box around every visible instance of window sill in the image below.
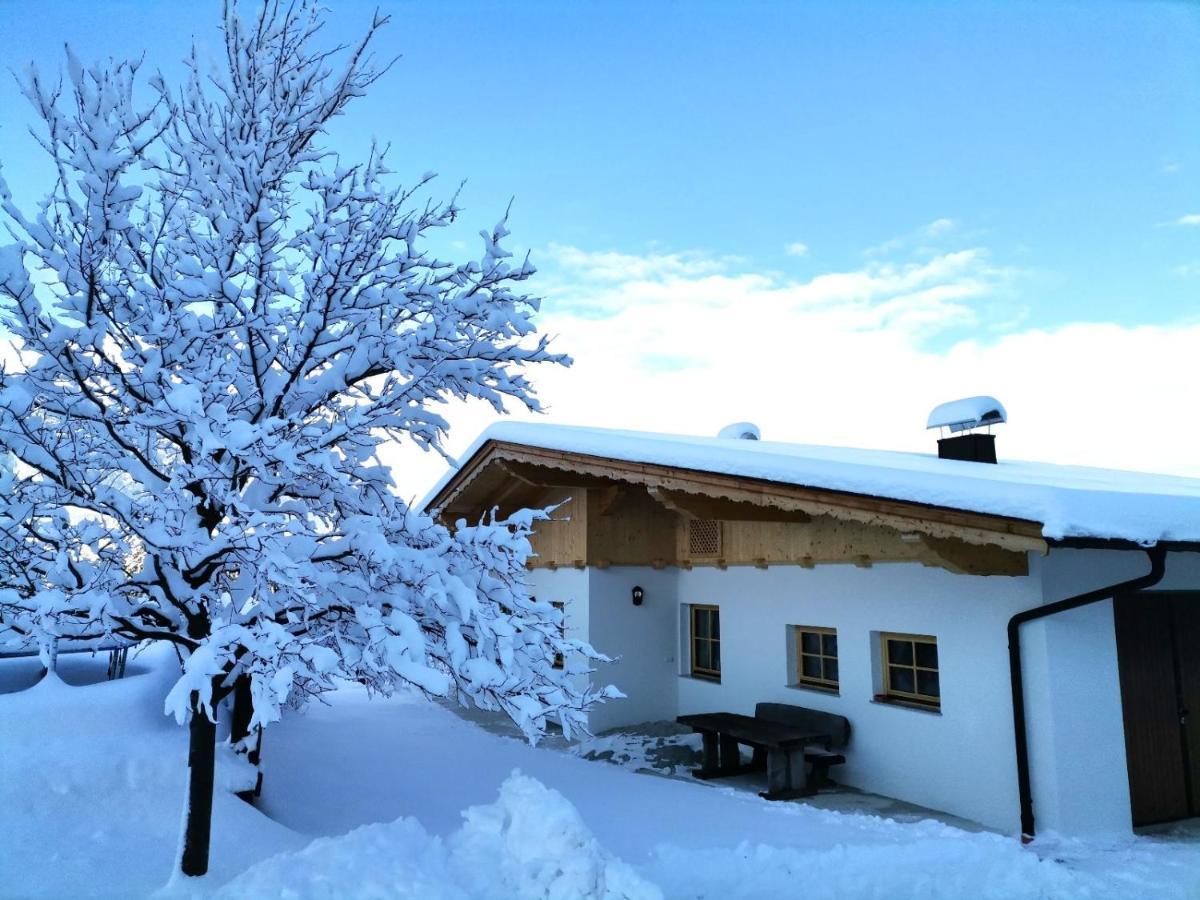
[680,673,722,684]
[871,695,942,715]
[787,682,840,697]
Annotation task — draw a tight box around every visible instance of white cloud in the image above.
[864,235,906,257]
[784,242,809,257]
[1173,214,1200,226]
[1162,162,1182,174]
[865,218,957,256]
[543,244,730,282]
[389,243,1200,497]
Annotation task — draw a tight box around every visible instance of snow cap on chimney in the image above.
[926,396,1006,434]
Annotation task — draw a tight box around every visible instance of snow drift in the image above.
[217,773,660,900]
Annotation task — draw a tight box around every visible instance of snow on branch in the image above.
[0,0,606,742]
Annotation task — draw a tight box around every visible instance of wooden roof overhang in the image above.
[427,439,1050,555]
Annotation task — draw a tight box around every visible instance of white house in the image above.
[423,408,1200,839]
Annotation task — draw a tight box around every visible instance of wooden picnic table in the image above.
[677,711,831,800]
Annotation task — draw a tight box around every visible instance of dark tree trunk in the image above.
[180,691,217,878]
[106,646,128,680]
[230,673,263,803]
[35,637,59,684]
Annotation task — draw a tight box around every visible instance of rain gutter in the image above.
[1007,545,1166,841]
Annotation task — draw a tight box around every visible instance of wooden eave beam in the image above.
[592,485,624,516]
[430,456,598,520]
[439,479,547,524]
[918,535,1029,577]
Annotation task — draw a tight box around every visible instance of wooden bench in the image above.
[751,703,851,789]
[676,711,833,800]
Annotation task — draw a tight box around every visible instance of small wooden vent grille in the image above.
[688,519,722,557]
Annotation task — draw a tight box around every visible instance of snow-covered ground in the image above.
[3,649,1200,899]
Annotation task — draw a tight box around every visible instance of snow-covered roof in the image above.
[425,421,1200,546]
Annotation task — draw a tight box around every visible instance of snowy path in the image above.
[256,686,1200,899]
[4,660,1200,899]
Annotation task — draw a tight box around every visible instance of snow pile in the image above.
[218,773,661,900]
[454,774,658,899]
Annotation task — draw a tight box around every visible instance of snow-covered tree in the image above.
[0,448,129,666]
[0,0,613,878]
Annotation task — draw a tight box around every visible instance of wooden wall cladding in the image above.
[526,488,587,568]
[586,486,679,568]
[521,484,1027,577]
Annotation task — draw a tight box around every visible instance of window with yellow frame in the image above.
[880,632,939,708]
[794,626,838,691]
[690,605,721,679]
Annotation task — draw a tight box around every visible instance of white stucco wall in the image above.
[1027,549,1200,835]
[670,563,1040,831]
[527,566,682,733]
[586,567,681,732]
[537,548,1200,835]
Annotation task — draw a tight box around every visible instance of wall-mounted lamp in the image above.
[631,585,645,606]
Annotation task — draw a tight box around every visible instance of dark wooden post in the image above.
[180,690,217,877]
[718,734,741,774]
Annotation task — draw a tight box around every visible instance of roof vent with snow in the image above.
[717,421,761,441]
[926,396,1006,464]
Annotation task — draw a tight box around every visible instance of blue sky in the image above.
[1,1,1198,481]
[2,1,1196,327]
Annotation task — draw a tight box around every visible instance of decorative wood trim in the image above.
[498,459,618,489]
[648,486,811,523]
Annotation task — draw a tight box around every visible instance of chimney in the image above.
[717,421,761,441]
[926,396,1006,464]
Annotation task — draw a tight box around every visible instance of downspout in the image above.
[1008,545,1166,842]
